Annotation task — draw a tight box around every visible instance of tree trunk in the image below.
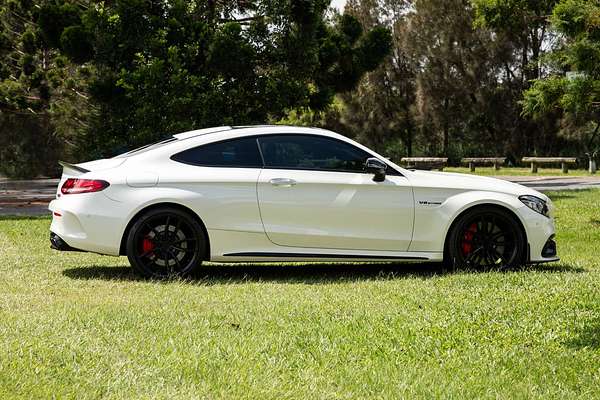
[587,122,600,152]
[443,98,449,155]
[207,0,216,25]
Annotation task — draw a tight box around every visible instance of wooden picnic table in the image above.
[401,157,448,171]
[461,157,506,172]
[522,157,577,173]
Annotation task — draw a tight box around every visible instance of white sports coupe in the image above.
[49,125,558,277]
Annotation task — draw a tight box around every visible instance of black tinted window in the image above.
[258,135,370,172]
[171,137,262,167]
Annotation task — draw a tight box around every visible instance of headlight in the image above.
[519,195,549,217]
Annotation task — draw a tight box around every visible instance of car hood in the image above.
[404,170,549,201]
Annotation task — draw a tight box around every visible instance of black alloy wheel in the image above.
[126,207,206,278]
[447,206,526,269]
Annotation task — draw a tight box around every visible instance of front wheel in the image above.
[126,207,206,278]
[446,207,526,269]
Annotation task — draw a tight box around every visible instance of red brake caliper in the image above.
[461,223,478,255]
[141,236,155,255]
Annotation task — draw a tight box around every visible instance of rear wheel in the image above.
[446,207,526,269]
[126,207,206,278]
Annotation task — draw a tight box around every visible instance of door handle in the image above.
[269,178,297,187]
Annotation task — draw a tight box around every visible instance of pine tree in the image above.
[473,0,561,156]
[522,0,600,161]
[37,0,392,157]
[0,0,89,177]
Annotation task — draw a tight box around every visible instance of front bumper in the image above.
[530,235,559,263]
[541,235,557,258]
[516,205,559,263]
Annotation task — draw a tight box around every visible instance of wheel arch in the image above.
[442,202,528,261]
[119,202,210,260]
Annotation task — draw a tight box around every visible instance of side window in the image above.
[258,135,371,173]
[171,137,263,168]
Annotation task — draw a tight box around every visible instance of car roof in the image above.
[119,124,408,175]
[172,125,333,141]
[114,125,339,160]
[173,126,233,139]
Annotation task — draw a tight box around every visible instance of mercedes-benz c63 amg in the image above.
[49,126,558,277]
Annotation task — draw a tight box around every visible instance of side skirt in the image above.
[223,252,429,260]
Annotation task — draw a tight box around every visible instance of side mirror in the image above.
[365,158,387,182]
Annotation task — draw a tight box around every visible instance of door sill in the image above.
[222,252,429,260]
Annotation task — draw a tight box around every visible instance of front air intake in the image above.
[541,236,557,258]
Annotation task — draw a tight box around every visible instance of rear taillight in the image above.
[61,178,110,195]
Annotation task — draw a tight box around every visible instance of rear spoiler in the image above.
[59,161,90,176]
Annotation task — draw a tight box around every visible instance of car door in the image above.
[167,136,264,234]
[256,134,414,252]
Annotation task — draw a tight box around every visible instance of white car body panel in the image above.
[49,125,558,264]
[257,169,414,251]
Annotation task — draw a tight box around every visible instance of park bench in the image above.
[522,157,577,173]
[401,157,448,171]
[461,157,506,172]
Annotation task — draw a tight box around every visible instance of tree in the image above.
[39,0,392,157]
[473,0,561,156]
[408,0,502,157]
[339,0,513,160]
[337,0,418,159]
[0,0,89,177]
[522,0,600,158]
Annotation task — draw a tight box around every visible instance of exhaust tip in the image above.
[50,232,83,252]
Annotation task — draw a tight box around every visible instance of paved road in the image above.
[0,178,58,216]
[494,175,600,192]
[1,175,600,216]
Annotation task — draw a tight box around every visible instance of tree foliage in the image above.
[471,0,563,156]
[32,0,391,157]
[0,0,89,178]
[3,0,599,177]
[319,0,417,160]
[332,0,555,161]
[522,0,600,153]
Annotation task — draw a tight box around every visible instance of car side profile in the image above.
[49,125,558,277]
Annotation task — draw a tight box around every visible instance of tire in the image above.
[126,207,207,278]
[446,206,526,270]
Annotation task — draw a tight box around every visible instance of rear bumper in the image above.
[49,193,126,256]
[50,232,83,252]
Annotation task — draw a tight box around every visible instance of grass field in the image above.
[444,167,593,176]
[1,190,600,399]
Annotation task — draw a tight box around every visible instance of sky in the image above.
[331,0,347,11]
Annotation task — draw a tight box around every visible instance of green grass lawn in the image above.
[1,191,600,399]
[444,167,594,176]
